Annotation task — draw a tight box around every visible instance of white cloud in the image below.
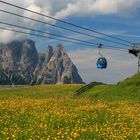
[0,28,26,43]
[0,29,15,43]
[68,48,137,84]
[54,0,140,19]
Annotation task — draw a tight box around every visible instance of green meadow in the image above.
[0,74,140,140]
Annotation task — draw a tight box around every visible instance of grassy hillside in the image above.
[82,73,140,102]
[0,74,139,139]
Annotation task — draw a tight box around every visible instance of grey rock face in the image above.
[0,39,83,85]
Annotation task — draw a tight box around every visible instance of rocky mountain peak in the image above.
[0,39,83,85]
[54,43,64,58]
[47,45,53,53]
[56,43,64,51]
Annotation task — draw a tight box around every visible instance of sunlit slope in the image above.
[82,73,140,101]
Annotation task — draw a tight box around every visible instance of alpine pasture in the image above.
[0,74,140,140]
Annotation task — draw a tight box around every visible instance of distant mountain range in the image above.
[0,39,83,85]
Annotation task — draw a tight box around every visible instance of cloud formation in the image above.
[0,0,139,43]
[54,0,140,18]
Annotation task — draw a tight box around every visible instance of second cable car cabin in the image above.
[96,44,107,69]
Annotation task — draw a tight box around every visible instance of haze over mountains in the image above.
[0,39,83,85]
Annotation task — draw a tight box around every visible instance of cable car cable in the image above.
[0,26,128,53]
[0,9,129,47]
[0,21,98,46]
[0,0,132,45]
[0,21,128,52]
[0,27,97,47]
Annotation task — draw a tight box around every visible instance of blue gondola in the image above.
[96,57,107,69]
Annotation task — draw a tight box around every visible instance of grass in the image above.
[0,74,140,139]
[82,74,140,102]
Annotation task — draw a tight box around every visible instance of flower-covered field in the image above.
[0,82,140,140]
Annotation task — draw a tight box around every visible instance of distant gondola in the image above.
[96,57,107,69]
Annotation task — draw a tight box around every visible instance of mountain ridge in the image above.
[0,39,83,85]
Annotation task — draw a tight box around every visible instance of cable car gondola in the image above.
[96,56,107,69]
[96,44,107,69]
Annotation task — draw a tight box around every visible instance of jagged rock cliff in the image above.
[0,39,83,85]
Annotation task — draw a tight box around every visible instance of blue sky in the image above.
[35,9,140,52]
[0,0,140,83]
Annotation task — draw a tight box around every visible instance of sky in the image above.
[0,0,140,83]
